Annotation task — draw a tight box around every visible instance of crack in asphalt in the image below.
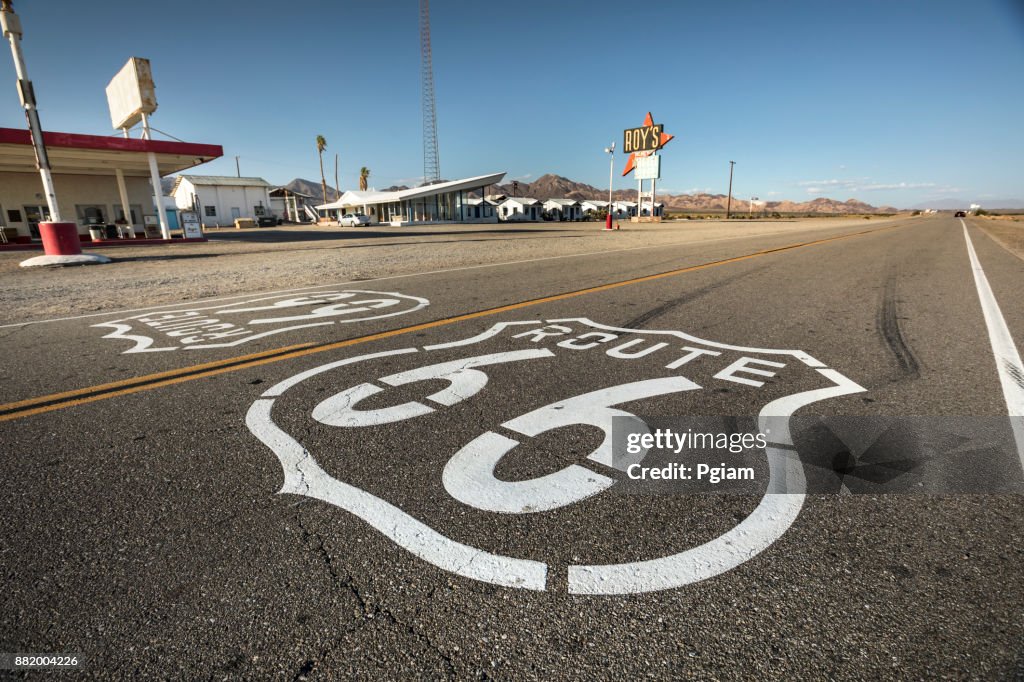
[294,510,457,679]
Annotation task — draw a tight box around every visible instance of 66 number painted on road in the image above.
[247,318,864,594]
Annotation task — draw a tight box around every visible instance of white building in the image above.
[543,199,582,221]
[497,197,542,222]
[641,202,666,217]
[464,198,498,222]
[270,187,317,223]
[316,172,506,226]
[606,200,630,216]
[580,200,609,216]
[171,175,273,227]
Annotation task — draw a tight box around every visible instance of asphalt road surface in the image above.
[2,215,1023,679]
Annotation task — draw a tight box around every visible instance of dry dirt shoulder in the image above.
[0,217,898,325]
[976,216,1024,262]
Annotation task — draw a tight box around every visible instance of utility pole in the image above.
[1,0,59,221]
[334,153,340,200]
[2,0,110,264]
[604,143,615,229]
[726,160,735,219]
[235,155,240,178]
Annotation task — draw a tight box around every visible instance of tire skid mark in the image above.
[877,267,920,380]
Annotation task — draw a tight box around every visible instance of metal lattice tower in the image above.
[420,0,440,184]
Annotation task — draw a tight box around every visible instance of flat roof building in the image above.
[316,172,505,226]
[0,127,221,241]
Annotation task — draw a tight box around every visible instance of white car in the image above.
[338,213,371,227]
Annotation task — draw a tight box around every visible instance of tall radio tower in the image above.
[420,0,440,184]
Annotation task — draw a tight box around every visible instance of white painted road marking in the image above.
[248,318,866,594]
[442,377,699,513]
[92,290,429,353]
[962,220,1024,467]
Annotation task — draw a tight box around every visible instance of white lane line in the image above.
[0,223,888,329]
[962,219,1024,467]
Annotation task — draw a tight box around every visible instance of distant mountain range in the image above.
[282,178,341,202]
[163,172,1021,213]
[490,174,900,214]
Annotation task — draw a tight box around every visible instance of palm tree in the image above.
[359,167,370,192]
[315,135,328,209]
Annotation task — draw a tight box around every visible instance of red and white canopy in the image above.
[0,127,222,177]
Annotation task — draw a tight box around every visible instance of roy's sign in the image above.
[623,123,665,154]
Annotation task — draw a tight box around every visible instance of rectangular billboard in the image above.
[106,58,157,130]
[634,155,661,180]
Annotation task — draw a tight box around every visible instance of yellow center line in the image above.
[0,223,900,423]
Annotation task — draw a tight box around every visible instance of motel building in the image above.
[497,197,542,222]
[269,186,317,223]
[0,127,221,243]
[543,198,582,221]
[315,172,505,226]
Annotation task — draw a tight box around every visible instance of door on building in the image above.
[230,207,241,220]
[23,205,51,239]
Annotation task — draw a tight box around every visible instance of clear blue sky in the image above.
[1,0,1022,207]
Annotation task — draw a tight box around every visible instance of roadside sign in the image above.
[635,155,661,180]
[623,123,665,153]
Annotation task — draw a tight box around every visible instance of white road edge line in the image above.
[961,219,1024,468]
[0,222,891,329]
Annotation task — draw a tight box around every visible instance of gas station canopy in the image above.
[0,127,223,176]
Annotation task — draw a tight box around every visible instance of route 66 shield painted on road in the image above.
[247,318,864,594]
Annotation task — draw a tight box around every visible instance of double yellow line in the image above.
[0,224,897,423]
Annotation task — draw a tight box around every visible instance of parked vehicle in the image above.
[339,213,371,227]
[255,215,281,227]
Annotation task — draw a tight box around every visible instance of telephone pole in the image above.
[2,0,108,264]
[725,160,736,219]
[1,0,59,221]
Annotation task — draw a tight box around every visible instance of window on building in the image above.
[113,204,142,224]
[7,209,21,223]
[75,205,107,226]
[205,206,217,217]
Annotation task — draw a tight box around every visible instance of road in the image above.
[1,215,1022,679]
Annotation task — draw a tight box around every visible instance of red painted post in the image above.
[39,222,82,256]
